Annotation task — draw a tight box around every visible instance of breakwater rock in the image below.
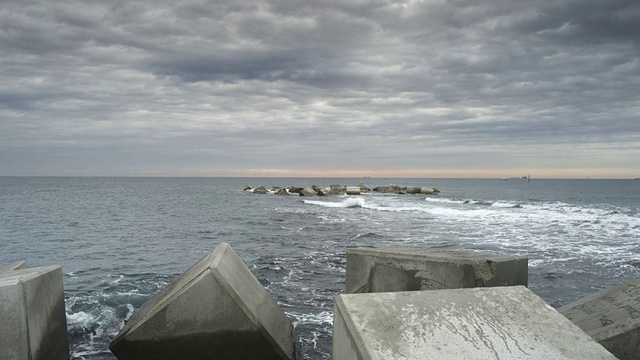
[333,286,616,359]
[243,183,440,196]
[110,242,295,360]
[559,279,640,360]
[0,264,69,360]
[345,247,528,293]
[3,245,638,359]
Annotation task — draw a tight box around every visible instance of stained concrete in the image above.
[333,286,616,360]
[346,186,361,195]
[346,247,528,293]
[0,260,28,275]
[559,278,640,360]
[110,242,294,360]
[0,266,69,360]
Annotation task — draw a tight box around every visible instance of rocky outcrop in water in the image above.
[243,184,440,196]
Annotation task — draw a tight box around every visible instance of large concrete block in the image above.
[559,279,640,360]
[346,247,528,293]
[333,286,616,360]
[110,242,295,360]
[346,186,361,195]
[0,266,69,360]
[0,260,28,275]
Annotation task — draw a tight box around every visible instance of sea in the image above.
[1,176,639,359]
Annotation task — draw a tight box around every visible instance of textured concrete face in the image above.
[0,260,28,275]
[559,279,640,360]
[0,266,69,360]
[333,286,616,360]
[346,186,361,195]
[346,247,528,293]
[110,242,294,360]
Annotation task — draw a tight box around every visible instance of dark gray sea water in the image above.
[1,177,639,359]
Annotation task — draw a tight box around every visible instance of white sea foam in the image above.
[289,310,334,328]
[124,303,135,322]
[107,274,124,285]
[303,198,365,208]
[66,304,126,337]
[66,311,95,330]
[423,197,465,204]
[321,194,640,272]
[491,201,522,208]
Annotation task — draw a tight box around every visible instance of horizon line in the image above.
[0,175,637,180]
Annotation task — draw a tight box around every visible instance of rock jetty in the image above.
[243,183,440,196]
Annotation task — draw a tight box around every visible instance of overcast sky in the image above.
[1,0,638,178]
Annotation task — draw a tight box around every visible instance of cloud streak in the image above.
[1,0,638,177]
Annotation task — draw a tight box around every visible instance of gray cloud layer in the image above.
[1,0,639,177]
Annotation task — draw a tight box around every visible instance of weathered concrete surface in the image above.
[0,266,69,360]
[346,186,361,195]
[333,286,616,360]
[300,187,317,197]
[346,247,528,293]
[420,186,439,194]
[110,242,294,360]
[253,186,268,194]
[0,260,28,275]
[559,278,640,359]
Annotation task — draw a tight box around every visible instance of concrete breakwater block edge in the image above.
[345,247,528,294]
[0,265,69,360]
[333,286,616,360]
[560,278,640,360]
[110,242,295,360]
[0,260,28,275]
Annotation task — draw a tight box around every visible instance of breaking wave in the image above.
[303,198,365,208]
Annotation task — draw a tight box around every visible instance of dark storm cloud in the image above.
[146,49,371,89]
[519,0,640,43]
[0,0,639,176]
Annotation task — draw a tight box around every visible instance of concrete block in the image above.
[300,186,317,196]
[559,279,640,360]
[0,260,28,275]
[346,247,528,293]
[110,242,294,360]
[0,266,69,360]
[346,186,361,195]
[333,286,616,360]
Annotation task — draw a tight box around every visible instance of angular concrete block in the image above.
[346,247,528,293]
[346,186,361,195]
[333,286,616,360]
[0,260,28,275]
[0,266,69,360]
[559,279,640,360]
[110,242,294,360]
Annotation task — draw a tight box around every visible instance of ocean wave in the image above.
[299,193,637,237]
[303,198,365,208]
[491,201,523,208]
[424,197,518,207]
[423,197,465,204]
[425,198,638,228]
[66,296,135,360]
[348,232,384,241]
[289,310,334,328]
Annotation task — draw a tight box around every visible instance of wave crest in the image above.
[303,198,365,208]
